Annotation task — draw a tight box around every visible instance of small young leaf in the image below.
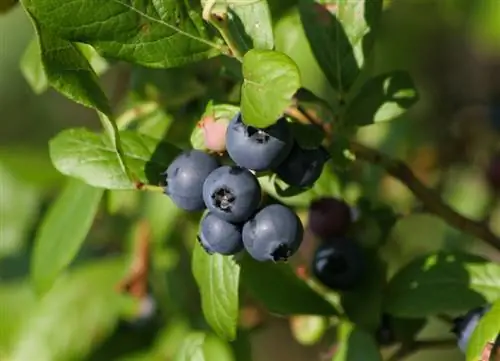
[10,258,129,361]
[466,299,500,361]
[298,0,383,94]
[332,321,382,361]
[19,38,48,94]
[384,252,500,318]
[240,49,301,128]
[192,242,240,341]
[31,178,104,294]
[28,13,111,115]
[25,0,222,68]
[239,254,337,316]
[174,332,235,361]
[49,128,182,190]
[344,71,419,127]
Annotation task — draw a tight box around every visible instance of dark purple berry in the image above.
[308,197,352,238]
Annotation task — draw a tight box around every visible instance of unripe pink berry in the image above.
[199,116,229,153]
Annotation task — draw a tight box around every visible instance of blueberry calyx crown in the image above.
[211,187,236,212]
[246,126,270,144]
[271,243,292,262]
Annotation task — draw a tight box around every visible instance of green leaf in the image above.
[239,254,337,315]
[27,12,111,115]
[384,252,500,318]
[466,299,500,361]
[174,332,235,361]
[240,49,301,127]
[25,0,222,68]
[298,0,383,94]
[344,71,419,127]
[190,102,239,150]
[192,242,240,341]
[31,178,104,294]
[331,321,382,361]
[0,163,41,258]
[0,0,18,13]
[257,163,342,208]
[9,258,130,361]
[20,37,48,94]
[49,128,181,190]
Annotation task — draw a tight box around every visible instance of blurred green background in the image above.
[1,0,500,360]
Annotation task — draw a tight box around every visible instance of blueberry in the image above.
[162,150,220,211]
[202,165,261,223]
[197,212,244,255]
[311,238,364,291]
[452,304,492,352]
[242,204,304,262]
[275,142,329,188]
[226,112,293,171]
[308,197,352,238]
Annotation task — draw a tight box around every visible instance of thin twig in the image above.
[290,105,500,252]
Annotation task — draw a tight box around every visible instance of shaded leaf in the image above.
[384,252,500,317]
[31,178,104,294]
[240,49,301,127]
[49,128,181,190]
[298,0,383,93]
[10,258,131,361]
[25,0,222,68]
[192,242,240,341]
[466,299,500,361]
[239,254,337,315]
[19,37,48,94]
[331,321,382,361]
[174,332,234,361]
[344,71,419,127]
[0,0,17,13]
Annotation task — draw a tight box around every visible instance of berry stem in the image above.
[291,105,500,252]
[385,339,457,361]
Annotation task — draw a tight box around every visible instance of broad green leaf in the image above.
[344,71,419,127]
[10,258,130,361]
[331,321,382,361]
[49,128,181,190]
[239,254,337,315]
[31,178,104,294]
[384,252,500,317]
[240,49,301,127]
[0,282,36,357]
[192,242,240,341]
[0,0,17,13]
[20,37,48,94]
[190,102,239,150]
[27,12,111,115]
[298,0,383,94]
[0,163,41,258]
[25,0,223,68]
[466,299,500,361]
[257,162,342,208]
[174,332,234,361]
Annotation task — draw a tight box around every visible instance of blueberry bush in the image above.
[1,0,500,361]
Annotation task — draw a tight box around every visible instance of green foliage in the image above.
[4,0,499,359]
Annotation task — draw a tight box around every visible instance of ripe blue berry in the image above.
[308,197,352,238]
[226,112,293,171]
[197,212,244,255]
[452,304,491,352]
[275,142,329,188]
[162,150,219,211]
[202,165,261,223]
[312,238,365,291]
[242,204,304,262]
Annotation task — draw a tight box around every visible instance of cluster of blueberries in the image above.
[161,112,329,262]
